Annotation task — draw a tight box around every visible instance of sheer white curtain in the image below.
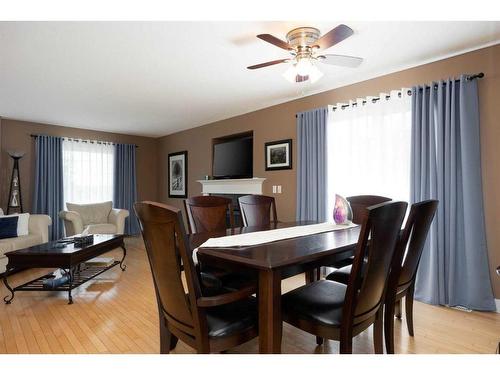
[326,90,412,218]
[62,140,114,206]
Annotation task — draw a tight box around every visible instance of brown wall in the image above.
[157,44,500,298]
[0,119,160,212]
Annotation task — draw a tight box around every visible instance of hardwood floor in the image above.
[0,237,498,354]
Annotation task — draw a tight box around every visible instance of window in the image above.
[62,140,114,206]
[326,90,412,216]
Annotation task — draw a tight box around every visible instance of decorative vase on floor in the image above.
[333,194,353,224]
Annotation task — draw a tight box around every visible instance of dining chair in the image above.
[184,195,254,288]
[238,194,277,227]
[282,200,407,353]
[347,195,392,224]
[134,201,258,354]
[184,195,234,234]
[383,200,438,353]
[327,200,438,353]
[329,195,392,270]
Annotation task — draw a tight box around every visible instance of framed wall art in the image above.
[265,139,292,171]
[168,151,188,198]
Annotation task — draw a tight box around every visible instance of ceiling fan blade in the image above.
[247,59,289,70]
[315,24,354,50]
[318,54,363,68]
[257,34,292,50]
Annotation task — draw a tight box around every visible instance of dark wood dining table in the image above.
[188,221,360,354]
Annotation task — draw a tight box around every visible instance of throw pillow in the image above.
[0,216,19,239]
[1,213,30,236]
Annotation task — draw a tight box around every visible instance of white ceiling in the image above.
[0,21,499,138]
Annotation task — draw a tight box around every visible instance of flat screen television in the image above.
[212,136,253,179]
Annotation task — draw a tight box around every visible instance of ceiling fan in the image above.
[247,24,363,83]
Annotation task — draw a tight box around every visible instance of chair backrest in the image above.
[238,195,277,227]
[184,196,233,234]
[66,201,113,225]
[346,195,392,224]
[344,200,407,324]
[396,200,438,289]
[134,201,202,337]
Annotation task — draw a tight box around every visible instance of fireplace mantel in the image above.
[197,178,266,196]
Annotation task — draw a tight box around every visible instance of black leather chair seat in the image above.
[219,272,257,291]
[396,282,412,295]
[282,280,347,327]
[327,263,410,302]
[326,257,368,285]
[200,265,256,294]
[200,272,224,294]
[206,298,257,338]
[326,265,352,284]
[329,256,354,269]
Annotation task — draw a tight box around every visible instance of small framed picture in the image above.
[168,151,188,198]
[265,139,292,171]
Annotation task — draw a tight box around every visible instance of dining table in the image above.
[188,221,361,354]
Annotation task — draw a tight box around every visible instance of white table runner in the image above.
[193,222,357,263]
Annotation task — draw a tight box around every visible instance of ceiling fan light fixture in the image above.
[250,24,360,85]
[283,59,323,84]
[283,65,299,83]
[295,58,313,76]
[308,64,323,83]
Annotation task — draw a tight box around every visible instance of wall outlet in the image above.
[277,185,282,194]
[272,185,277,194]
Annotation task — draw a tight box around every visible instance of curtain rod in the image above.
[296,72,484,115]
[409,72,484,95]
[30,134,139,148]
[333,90,405,111]
[334,72,484,111]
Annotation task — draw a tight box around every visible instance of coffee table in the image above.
[2,234,126,304]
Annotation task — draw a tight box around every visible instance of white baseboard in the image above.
[496,299,500,313]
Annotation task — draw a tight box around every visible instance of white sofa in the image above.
[59,201,129,236]
[0,208,52,273]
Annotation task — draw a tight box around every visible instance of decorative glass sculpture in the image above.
[333,194,353,224]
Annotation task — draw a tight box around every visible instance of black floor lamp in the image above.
[7,151,25,214]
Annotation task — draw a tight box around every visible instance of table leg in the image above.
[2,268,15,304]
[305,268,321,284]
[68,268,74,304]
[119,244,127,271]
[258,269,282,354]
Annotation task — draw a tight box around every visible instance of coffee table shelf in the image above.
[11,261,121,303]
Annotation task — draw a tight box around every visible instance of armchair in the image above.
[59,201,129,236]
